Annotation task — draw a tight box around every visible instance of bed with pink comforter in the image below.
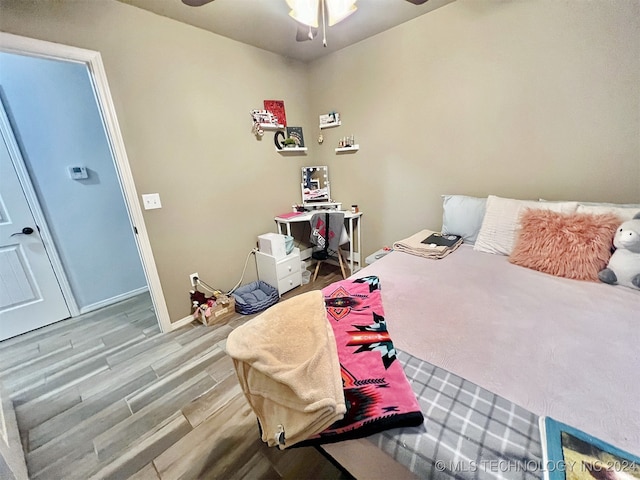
[322,245,639,476]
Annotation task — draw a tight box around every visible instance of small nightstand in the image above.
[255,248,301,296]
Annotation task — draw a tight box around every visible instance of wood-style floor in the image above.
[0,269,350,479]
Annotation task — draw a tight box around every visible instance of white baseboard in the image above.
[79,286,149,314]
[170,314,196,331]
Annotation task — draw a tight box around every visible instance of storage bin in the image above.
[191,296,236,326]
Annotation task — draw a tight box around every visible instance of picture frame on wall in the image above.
[319,112,340,128]
[251,109,281,128]
[263,100,287,127]
[286,126,305,147]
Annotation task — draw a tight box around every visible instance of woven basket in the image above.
[232,280,279,315]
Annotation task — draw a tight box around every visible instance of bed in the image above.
[320,195,640,478]
[229,194,640,478]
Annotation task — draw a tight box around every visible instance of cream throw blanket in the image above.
[226,290,346,449]
[393,229,462,259]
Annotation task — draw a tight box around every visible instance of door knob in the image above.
[10,227,35,237]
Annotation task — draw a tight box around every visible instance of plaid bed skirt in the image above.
[367,350,543,480]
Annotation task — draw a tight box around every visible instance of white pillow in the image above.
[576,204,640,222]
[474,195,578,255]
[441,195,486,245]
[540,199,640,208]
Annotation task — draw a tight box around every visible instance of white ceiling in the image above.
[118,0,456,62]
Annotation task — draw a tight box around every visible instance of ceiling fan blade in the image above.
[296,25,318,42]
[405,0,430,4]
[182,0,215,6]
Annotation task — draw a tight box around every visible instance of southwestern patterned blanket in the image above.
[300,276,424,445]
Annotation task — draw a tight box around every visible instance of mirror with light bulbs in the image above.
[301,166,330,205]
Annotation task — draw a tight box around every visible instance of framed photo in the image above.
[251,109,280,128]
[263,100,287,127]
[540,417,640,480]
[286,126,305,147]
[319,112,340,128]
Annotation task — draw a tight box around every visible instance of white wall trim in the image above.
[0,32,172,333]
[0,383,28,480]
[170,314,197,331]
[79,286,149,315]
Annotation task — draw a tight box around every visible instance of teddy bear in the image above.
[598,212,640,289]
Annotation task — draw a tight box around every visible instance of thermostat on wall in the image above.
[68,166,88,180]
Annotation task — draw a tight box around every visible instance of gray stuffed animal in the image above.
[598,212,640,289]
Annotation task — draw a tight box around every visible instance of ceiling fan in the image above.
[181,0,215,6]
[182,0,429,6]
[181,0,430,45]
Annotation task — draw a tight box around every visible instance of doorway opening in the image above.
[0,32,171,336]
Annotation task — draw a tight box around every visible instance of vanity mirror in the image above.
[301,166,331,204]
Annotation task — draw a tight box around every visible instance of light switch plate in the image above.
[142,193,162,210]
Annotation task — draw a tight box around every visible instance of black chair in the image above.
[309,211,348,281]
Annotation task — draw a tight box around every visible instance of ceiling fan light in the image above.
[326,0,357,27]
[286,0,320,28]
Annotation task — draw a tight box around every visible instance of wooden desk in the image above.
[274,210,363,274]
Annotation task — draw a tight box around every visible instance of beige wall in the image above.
[1,0,639,322]
[0,0,314,321]
[308,0,640,252]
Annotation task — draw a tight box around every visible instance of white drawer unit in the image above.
[255,248,302,296]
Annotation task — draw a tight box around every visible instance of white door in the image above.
[0,110,70,341]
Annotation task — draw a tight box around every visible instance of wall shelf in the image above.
[319,121,341,129]
[276,147,308,154]
[335,144,359,153]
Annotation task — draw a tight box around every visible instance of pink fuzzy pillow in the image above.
[509,210,620,281]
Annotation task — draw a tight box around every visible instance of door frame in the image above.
[0,32,172,333]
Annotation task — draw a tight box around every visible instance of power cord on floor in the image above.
[227,248,258,294]
[193,247,258,296]
[193,277,222,296]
